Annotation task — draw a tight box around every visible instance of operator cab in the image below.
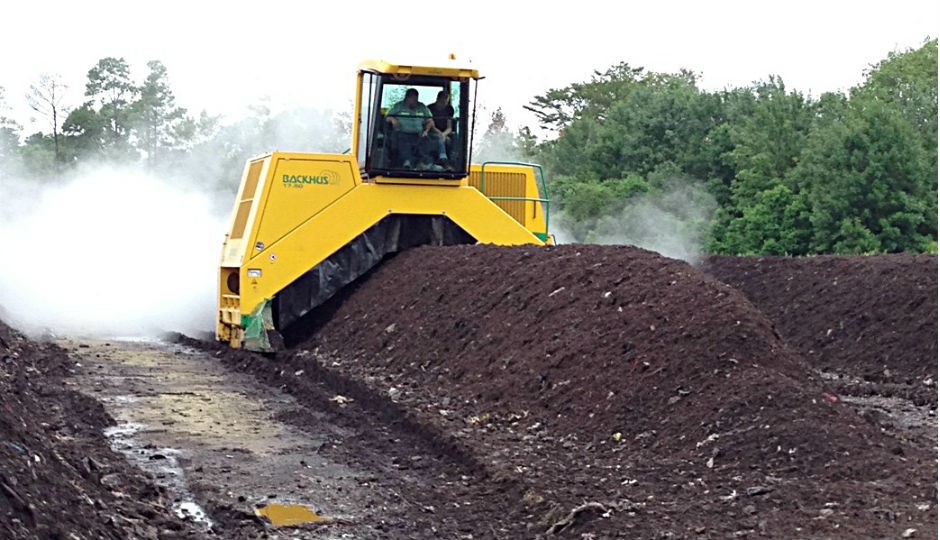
[354,60,478,181]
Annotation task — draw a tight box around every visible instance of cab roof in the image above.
[358,59,480,80]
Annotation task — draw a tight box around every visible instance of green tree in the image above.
[551,175,650,241]
[69,57,139,160]
[694,87,758,209]
[726,78,814,202]
[61,103,108,160]
[855,39,937,157]
[525,62,696,131]
[539,116,600,179]
[131,60,192,168]
[553,174,649,222]
[711,184,811,255]
[830,217,881,254]
[541,73,721,181]
[791,99,934,253]
[854,38,938,216]
[599,77,721,180]
[18,132,58,179]
[709,78,816,254]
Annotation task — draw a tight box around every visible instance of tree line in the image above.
[1,42,936,255]
[511,39,937,255]
[0,57,348,189]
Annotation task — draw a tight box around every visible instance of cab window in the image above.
[362,75,471,180]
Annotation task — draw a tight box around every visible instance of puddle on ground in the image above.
[177,500,212,523]
[103,422,144,438]
[104,421,214,530]
[111,395,140,405]
[256,503,326,527]
[108,336,165,344]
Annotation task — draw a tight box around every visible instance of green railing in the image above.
[479,161,551,241]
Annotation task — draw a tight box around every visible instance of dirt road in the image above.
[64,338,392,539]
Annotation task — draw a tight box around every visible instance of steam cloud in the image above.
[0,166,227,337]
[0,103,349,339]
[554,181,717,265]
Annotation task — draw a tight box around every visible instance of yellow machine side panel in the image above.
[469,164,548,238]
[238,183,543,317]
[230,160,265,240]
[249,154,359,254]
[221,155,273,268]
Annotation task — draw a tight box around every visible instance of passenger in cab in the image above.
[385,88,433,169]
[428,90,454,166]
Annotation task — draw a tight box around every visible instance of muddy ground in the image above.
[1,247,937,539]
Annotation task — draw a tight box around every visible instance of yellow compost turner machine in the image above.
[217,60,552,351]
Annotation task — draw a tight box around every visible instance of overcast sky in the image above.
[1,0,937,133]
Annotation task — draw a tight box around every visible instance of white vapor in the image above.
[0,166,227,337]
[554,181,717,265]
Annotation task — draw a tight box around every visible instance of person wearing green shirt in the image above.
[386,88,433,169]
